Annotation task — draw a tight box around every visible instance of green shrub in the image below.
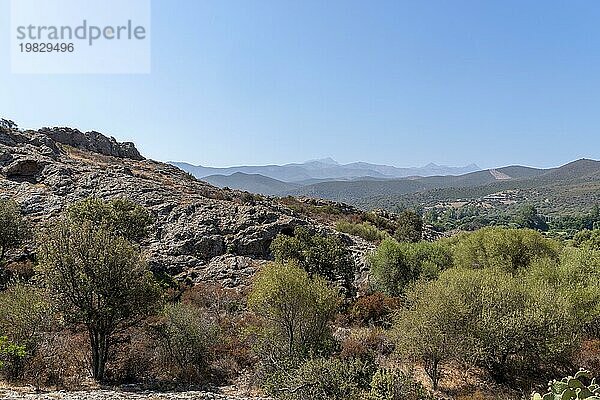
[451,227,559,272]
[335,221,387,243]
[394,267,578,387]
[270,227,355,292]
[573,229,600,251]
[264,357,375,400]
[0,283,53,379]
[369,368,433,400]
[394,210,423,243]
[152,303,219,382]
[369,238,452,296]
[248,262,340,366]
[527,247,600,338]
[68,197,154,243]
[0,336,25,372]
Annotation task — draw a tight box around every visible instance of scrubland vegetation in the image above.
[1,197,599,399]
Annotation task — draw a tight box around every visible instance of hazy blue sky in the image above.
[1,0,599,168]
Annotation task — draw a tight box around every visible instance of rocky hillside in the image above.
[0,121,372,290]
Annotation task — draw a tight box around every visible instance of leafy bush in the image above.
[152,303,219,382]
[336,220,387,243]
[394,210,423,243]
[0,283,53,379]
[264,357,375,400]
[573,229,600,251]
[271,226,355,292]
[451,227,559,272]
[395,267,578,387]
[532,370,600,400]
[0,336,25,372]
[369,238,452,296]
[37,218,160,381]
[527,247,600,338]
[68,197,154,243]
[369,368,433,400]
[248,262,340,366]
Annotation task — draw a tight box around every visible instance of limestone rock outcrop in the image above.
[0,123,373,290]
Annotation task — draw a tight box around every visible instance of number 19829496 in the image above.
[19,43,74,53]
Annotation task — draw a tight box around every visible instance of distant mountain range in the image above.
[331,159,600,215]
[173,158,600,217]
[171,158,481,195]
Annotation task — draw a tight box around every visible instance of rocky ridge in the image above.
[0,121,373,290]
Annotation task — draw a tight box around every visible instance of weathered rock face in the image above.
[40,127,144,160]
[0,124,373,290]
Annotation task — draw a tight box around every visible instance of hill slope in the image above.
[0,123,372,288]
[203,172,300,195]
[285,160,600,217]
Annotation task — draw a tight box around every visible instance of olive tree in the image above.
[37,219,159,381]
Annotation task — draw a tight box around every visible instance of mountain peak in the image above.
[305,157,339,165]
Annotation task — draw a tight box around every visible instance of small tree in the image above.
[270,227,355,292]
[394,270,472,389]
[152,303,219,382]
[0,199,28,262]
[248,262,340,365]
[394,210,423,243]
[369,238,452,296]
[451,227,559,272]
[395,267,578,387]
[68,197,154,243]
[37,219,159,381]
[515,204,549,232]
[0,284,53,379]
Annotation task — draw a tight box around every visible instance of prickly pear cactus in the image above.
[532,370,600,400]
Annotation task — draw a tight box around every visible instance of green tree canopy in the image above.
[248,262,340,365]
[395,267,577,386]
[37,218,160,381]
[369,238,452,296]
[270,226,355,292]
[394,210,423,243]
[514,204,549,231]
[450,227,559,272]
[0,199,29,262]
[68,197,154,243]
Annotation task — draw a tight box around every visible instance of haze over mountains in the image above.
[173,156,600,218]
[171,159,481,195]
